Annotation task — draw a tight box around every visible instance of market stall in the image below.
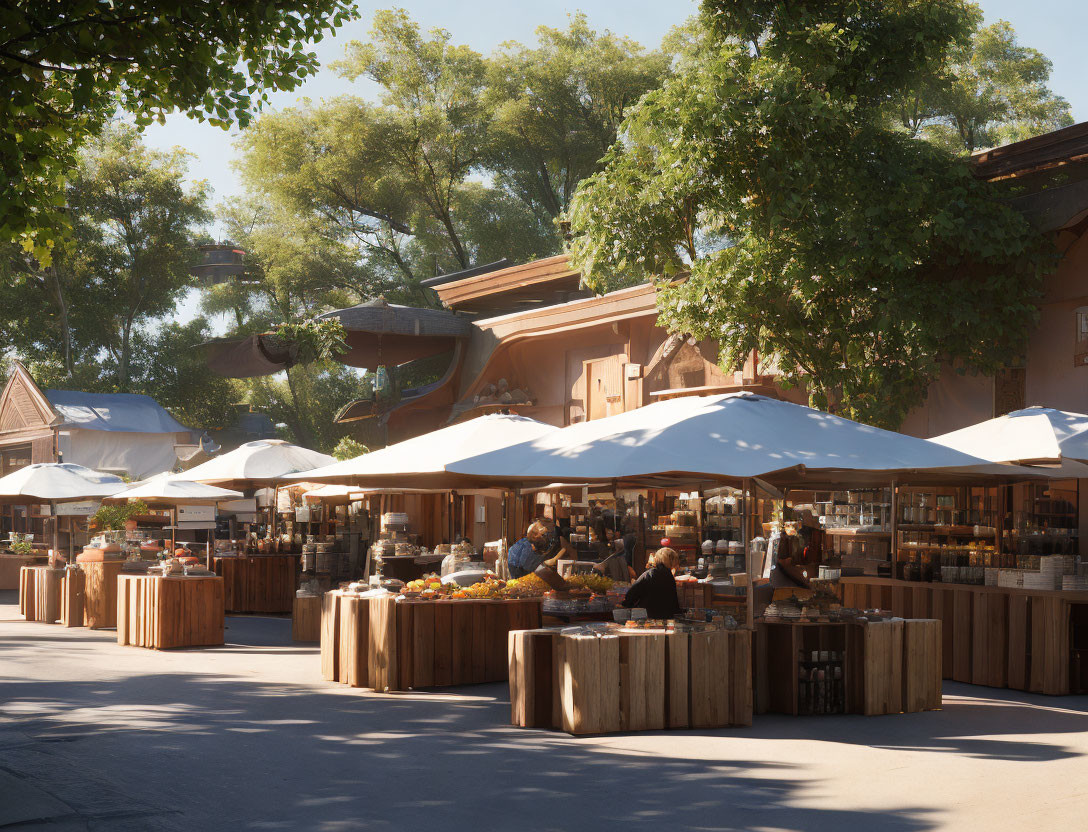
[509,623,752,735]
[117,573,224,649]
[321,589,542,692]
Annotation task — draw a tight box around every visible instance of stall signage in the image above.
[177,504,216,522]
[56,500,101,516]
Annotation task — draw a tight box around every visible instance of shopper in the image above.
[507,518,574,579]
[623,547,682,619]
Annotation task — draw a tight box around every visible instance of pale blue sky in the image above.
[151,1,1086,323]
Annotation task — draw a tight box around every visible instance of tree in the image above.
[485,13,669,223]
[235,10,668,301]
[1,0,356,265]
[895,14,1074,153]
[0,125,233,427]
[568,0,1056,429]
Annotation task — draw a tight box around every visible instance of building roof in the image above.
[44,389,189,434]
[429,255,589,315]
[972,121,1088,181]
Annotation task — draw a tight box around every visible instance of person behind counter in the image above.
[623,547,682,619]
[507,518,575,580]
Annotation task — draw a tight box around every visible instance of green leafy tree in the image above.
[1,0,357,264]
[568,0,1056,429]
[332,436,369,460]
[896,14,1074,153]
[485,13,669,222]
[235,10,666,302]
[0,125,215,403]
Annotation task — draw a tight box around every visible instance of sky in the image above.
[149,0,1087,321]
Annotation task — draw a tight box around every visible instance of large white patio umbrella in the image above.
[287,413,557,489]
[0,463,128,557]
[446,393,1044,488]
[931,406,1088,475]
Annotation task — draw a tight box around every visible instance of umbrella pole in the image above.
[890,478,899,579]
[52,501,59,566]
[172,506,177,552]
[743,479,753,630]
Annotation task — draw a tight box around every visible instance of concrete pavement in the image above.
[2,589,1087,831]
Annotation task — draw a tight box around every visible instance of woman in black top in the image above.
[623,547,682,620]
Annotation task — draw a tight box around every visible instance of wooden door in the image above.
[584,356,626,421]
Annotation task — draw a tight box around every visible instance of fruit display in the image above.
[566,573,614,593]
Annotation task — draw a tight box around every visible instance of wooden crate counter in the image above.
[509,627,753,735]
[116,575,225,650]
[18,565,64,624]
[212,555,299,614]
[1,553,47,590]
[292,594,322,642]
[320,592,543,692]
[842,576,1088,695]
[755,619,942,716]
[74,556,125,629]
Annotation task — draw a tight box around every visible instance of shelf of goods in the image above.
[799,489,892,576]
[73,553,125,629]
[19,565,64,624]
[0,551,47,589]
[509,625,753,735]
[116,574,225,649]
[755,619,942,716]
[841,577,1088,695]
[212,554,299,613]
[321,592,543,692]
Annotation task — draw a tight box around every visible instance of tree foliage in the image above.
[895,13,1073,153]
[1,0,357,264]
[0,125,237,429]
[235,10,668,301]
[568,0,1057,429]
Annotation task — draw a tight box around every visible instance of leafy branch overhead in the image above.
[568,0,1060,429]
[1,0,358,263]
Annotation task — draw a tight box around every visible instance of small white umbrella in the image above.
[287,414,557,489]
[446,393,1045,487]
[0,463,127,558]
[110,473,244,551]
[931,406,1088,474]
[181,439,335,488]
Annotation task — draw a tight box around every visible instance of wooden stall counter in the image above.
[75,552,125,629]
[292,594,321,642]
[842,576,1088,695]
[117,574,224,649]
[320,592,543,692]
[19,565,64,624]
[509,626,753,735]
[756,619,942,716]
[213,554,299,614]
[1,552,48,590]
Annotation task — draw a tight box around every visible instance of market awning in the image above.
[931,406,1088,469]
[445,393,1049,488]
[0,463,127,504]
[285,413,556,489]
[109,473,243,505]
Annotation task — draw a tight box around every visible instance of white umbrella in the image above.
[446,393,1045,487]
[180,439,335,488]
[287,413,557,489]
[0,463,127,557]
[113,473,244,505]
[109,473,244,551]
[931,406,1088,475]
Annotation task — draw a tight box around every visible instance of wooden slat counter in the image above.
[756,619,942,716]
[841,577,1088,695]
[117,575,224,649]
[509,627,753,735]
[19,565,64,624]
[80,560,125,629]
[213,555,298,613]
[320,592,543,692]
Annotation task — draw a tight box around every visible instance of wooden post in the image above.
[890,478,899,578]
[743,477,753,629]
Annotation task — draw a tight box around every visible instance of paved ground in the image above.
[1,590,1087,832]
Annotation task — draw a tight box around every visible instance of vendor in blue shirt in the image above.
[508,518,575,579]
